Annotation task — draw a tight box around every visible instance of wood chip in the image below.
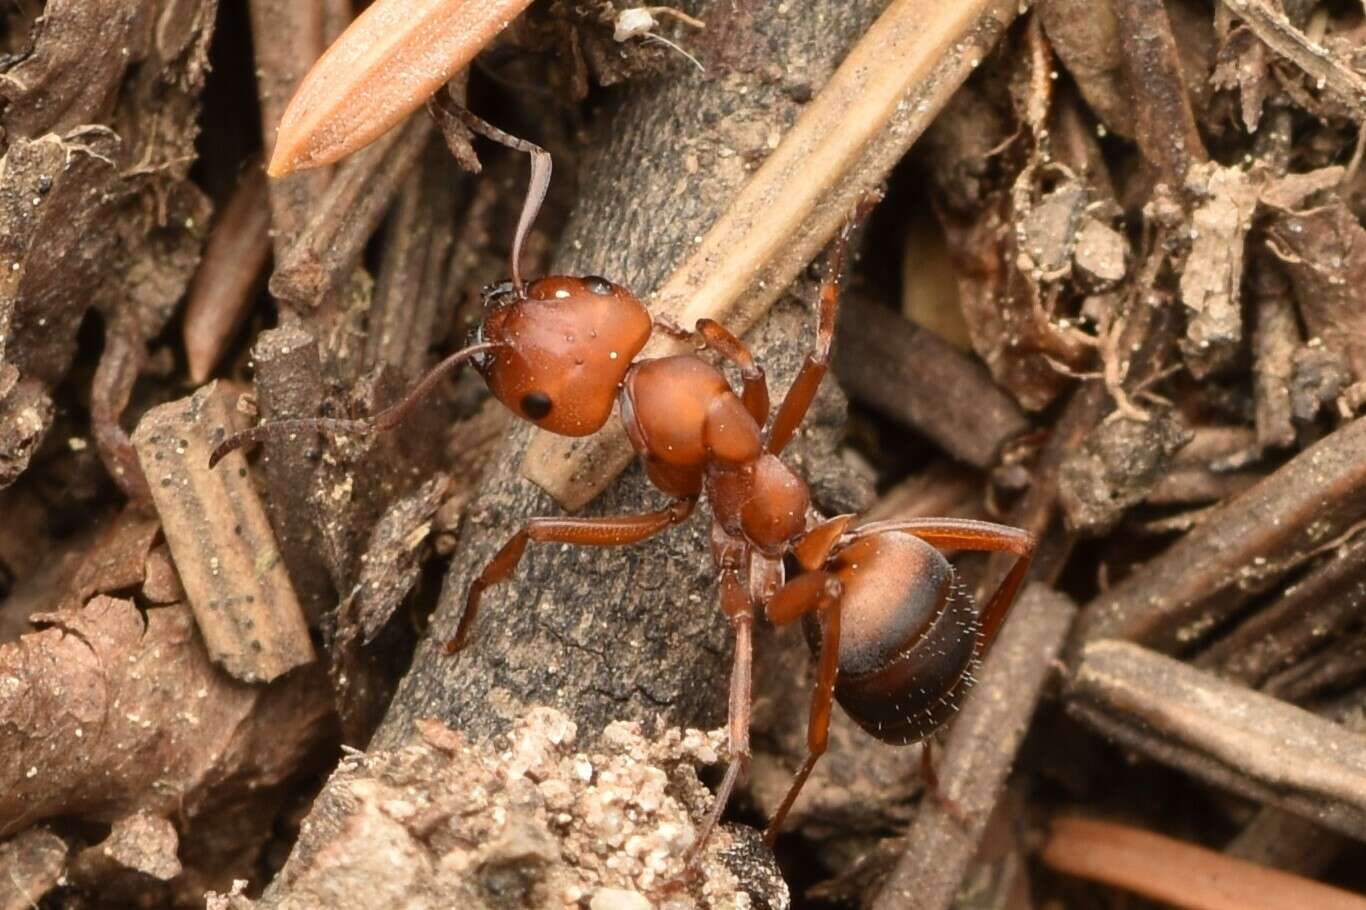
[132,383,315,683]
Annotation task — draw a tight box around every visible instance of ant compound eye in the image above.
[582,275,614,295]
[520,391,554,420]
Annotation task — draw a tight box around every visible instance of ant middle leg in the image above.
[444,497,697,653]
[761,569,845,843]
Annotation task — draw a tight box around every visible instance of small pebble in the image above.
[590,887,651,910]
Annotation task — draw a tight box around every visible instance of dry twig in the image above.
[1042,816,1366,910]
[522,0,1024,509]
[1067,641,1366,840]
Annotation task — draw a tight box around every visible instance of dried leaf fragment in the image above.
[268,0,535,175]
[0,596,330,834]
[1267,203,1366,383]
[1179,163,1260,376]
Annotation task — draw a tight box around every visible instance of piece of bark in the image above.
[133,383,316,683]
[0,596,331,835]
[0,1,216,489]
[1039,0,1129,139]
[248,0,335,256]
[248,325,335,625]
[871,586,1076,910]
[936,175,1093,414]
[1041,816,1366,910]
[374,0,890,752]
[141,543,187,605]
[90,315,152,504]
[832,294,1030,470]
[1073,415,1366,651]
[1058,406,1193,535]
[353,473,451,643]
[522,0,1025,510]
[0,828,68,910]
[211,711,786,909]
[69,507,160,604]
[1066,640,1366,841]
[1290,343,1352,422]
[1115,0,1209,189]
[70,810,183,884]
[0,373,53,490]
[0,132,122,389]
[1219,0,1366,119]
[366,140,460,381]
[0,1,143,137]
[329,473,452,742]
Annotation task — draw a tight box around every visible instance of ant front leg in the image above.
[693,319,769,427]
[765,211,862,455]
[653,316,770,427]
[761,567,845,844]
[850,517,1036,649]
[444,497,696,653]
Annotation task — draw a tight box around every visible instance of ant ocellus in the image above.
[211,95,1036,865]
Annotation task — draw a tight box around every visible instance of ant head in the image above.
[476,276,652,436]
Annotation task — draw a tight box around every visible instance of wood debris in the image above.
[133,383,316,683]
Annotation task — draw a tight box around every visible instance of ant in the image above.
[211,94,1036,865]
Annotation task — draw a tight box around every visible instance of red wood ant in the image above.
[211,98,1036,863]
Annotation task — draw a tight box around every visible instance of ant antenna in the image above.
[208,342,496,468]
[428,90,551,298]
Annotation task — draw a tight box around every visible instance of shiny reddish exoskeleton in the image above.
[211,102,1035,866]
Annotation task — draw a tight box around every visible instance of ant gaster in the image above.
[212,96,1036,864]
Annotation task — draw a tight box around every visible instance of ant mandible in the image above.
[211,93,1036,864]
